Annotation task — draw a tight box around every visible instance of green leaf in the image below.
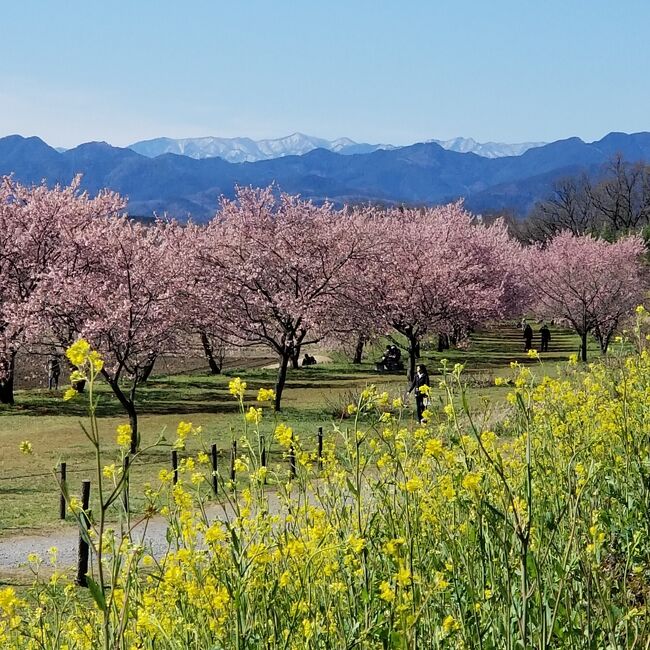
[86,576,107,612]
[346,477,359,497]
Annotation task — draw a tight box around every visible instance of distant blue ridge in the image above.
[1,131,649,222]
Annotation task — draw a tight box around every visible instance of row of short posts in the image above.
[60,426,326,587]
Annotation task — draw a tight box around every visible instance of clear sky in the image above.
[1,0,648,148]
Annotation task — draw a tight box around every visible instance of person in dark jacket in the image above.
[540,324,551,352]
[408,364,430,423]
[523,323,533,351]
[47,354,61,390]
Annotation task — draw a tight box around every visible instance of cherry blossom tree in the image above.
[319,204,390,364]
[175,221,234,375]
[195,186,376,410]
[39,216,187,451]
[0,176,124,404]
[527,231,646,361]
[365,203,523,380]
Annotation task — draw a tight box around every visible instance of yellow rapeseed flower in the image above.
[205,523,226,545]
[116,424,132,448]
[461,471,482,494]
[176,421,192,438]
[405,476,424,493]
[245,407,263,424]
[19,440,33,455]
[228,377,247,399]
[275,423,293,448]
[383,537,405,557]
[257,387,275,402]
[442,615,460,634]
[88,350,104,372]
[395,563,411,588]
[433,572,449,591]
[63,387,78,401]
[66,339,91,367]
[0,587,19,615]
[439,475,456,501]
[379,580,395,602]
[425,438,444,457]
[233,458,247,473]
[347,535,365,554]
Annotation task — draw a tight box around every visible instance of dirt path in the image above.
[0,494,288,577]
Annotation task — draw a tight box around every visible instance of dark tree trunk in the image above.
[0,352,16,405]
[274,352,290,412]
[201,331,222,375]
[291,343,301,370]
[600,333,611,354]
[581,331,588,363]
[407,335,419,382]
[437,333,449,352]
[140,355,157,383]
[353,334,365,364]
[103,370,139,453]
[595,325,612,355]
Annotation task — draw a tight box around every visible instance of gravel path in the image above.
[0,494,289,575]
[0,517,172,571]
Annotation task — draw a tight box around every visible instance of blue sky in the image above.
[1,0,648,148]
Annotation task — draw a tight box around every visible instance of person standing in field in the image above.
[47,354,61,390]
[540,324,551,352]
[408,363,430,423]
[523,323,533,351]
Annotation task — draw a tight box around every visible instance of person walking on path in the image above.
[523,323,533,352]
[408,363,430,423]
[47,354,61,390]
[540,324,551,352]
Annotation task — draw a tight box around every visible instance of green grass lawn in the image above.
[0,322,596,537]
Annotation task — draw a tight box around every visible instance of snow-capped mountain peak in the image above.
[127,134,545,162]
[429,137,546,158]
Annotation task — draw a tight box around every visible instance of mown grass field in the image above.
[0,322,593,537]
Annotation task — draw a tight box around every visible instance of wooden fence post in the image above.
[59,462,67,520]
[171,450,178,485]
[317,427,323,470]
[230,441,237,483]
[75,480,91,587]
[211,443,218,496]
[289,437,296,479]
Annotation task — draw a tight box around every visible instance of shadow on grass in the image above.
[0,324,597,421]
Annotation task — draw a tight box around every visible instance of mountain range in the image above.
[128,133,392,162]
[1,131,649,221]
[126,133,545,162]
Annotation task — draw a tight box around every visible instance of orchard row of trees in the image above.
[0,177,646,451]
